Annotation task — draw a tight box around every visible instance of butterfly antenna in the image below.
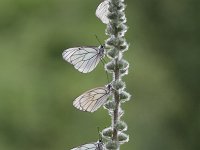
[97,127,102,141]
[100,58,110,84]
[94,34,103,46]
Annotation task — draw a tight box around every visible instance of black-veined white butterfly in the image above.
[71,128,105,150]
[62,45,105,73]
[73,84,111,112]
[71,140,104,150]
[96,0,109,24]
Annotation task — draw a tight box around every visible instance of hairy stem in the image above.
[113,59,120,141]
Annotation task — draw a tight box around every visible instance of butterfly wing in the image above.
[62,47,102,73]
[73,86,110,112]
[71,141,104,150]
[96,0,109,24]
[71,142,97,150]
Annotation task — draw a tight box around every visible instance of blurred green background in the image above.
[0,0,199,150]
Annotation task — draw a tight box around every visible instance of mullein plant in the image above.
[62,0,131,149]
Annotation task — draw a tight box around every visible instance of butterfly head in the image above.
[106,83,112,91]
[97,137,104,150]
[98,44,105,56]
[97,140,105,150]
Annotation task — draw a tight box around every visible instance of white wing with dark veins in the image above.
[96,0,109,24]
[73,85,111,112]
[71,141,104,150]
[62,46,104,73]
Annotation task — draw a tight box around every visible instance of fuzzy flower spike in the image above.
[99,0,131,149]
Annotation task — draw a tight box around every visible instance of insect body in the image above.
[71,140,104,150]
[73,84,111,112]
[62,45,105,73]
[96,0,109,24]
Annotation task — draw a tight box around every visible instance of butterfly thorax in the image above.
[97,140,104,150]
[98,45,105,57]
[106,84,112,91]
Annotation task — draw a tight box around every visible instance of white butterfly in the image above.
[71,140,104,150]
[73,84,111,112]
[96,0,109,24]
[62,45,105,73]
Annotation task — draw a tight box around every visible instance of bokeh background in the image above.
[0,0,199,150]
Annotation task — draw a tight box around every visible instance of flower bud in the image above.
[118,132,129,144]
[112,80,125,90]
[120,68,128,76]
[117,24,128,33]
[119,91,131,103]
[117,59,129,70]
[115,121,128,131]
[107,12,118,20]
[102,127,113,139]
[105,61,115,72]
[107,48,119,59]
[106,141,119,150]
[104,100,116,110]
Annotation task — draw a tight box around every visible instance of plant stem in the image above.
[103,0,130,149]
[113,59,120,141]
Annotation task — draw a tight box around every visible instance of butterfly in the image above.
[71,140,104,150]
[73,84,112,112]
[62,45,105,73]
[96,0,109,24]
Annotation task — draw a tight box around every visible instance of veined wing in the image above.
[73,85,111,112]
[62,47,103,73]
[96,0,109,24]
[71,141,104,150]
